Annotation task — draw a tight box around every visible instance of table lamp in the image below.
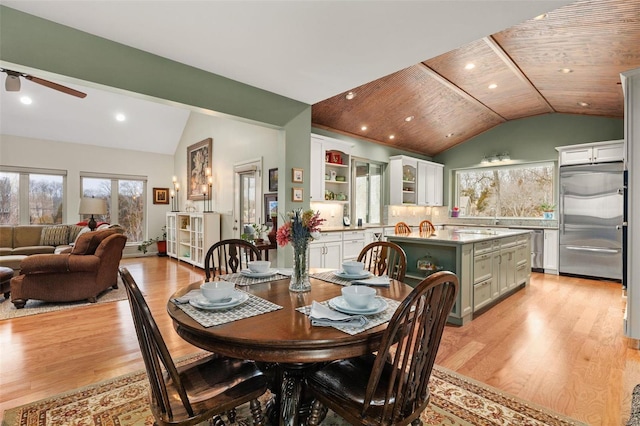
[79,197,107,231]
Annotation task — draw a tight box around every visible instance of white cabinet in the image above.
[543,229,559,273]
[390,155,443,206]
[166,212,220,268]
[309,232,343,269]
[310,134,352,203]
[389,156,418,205]
[364,227,384,245]
[342,230,366,260]
[557,140,624,166]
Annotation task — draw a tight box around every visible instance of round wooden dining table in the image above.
[167,273,413,426]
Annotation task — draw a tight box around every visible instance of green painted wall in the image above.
[0,6,308,127]
[433,113,624,205]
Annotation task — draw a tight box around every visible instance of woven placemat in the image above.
[296,296,399,335]
[175,291,282,327]
[220,272,289,286]
[310,270,358,286]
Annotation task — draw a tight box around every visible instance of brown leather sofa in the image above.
[10,228,127,308]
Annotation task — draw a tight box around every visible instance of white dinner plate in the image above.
[240,269,279,278]
[189,291,249,310]
[328,296,388,315]
[333,270,372,280]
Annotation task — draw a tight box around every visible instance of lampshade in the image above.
[79,197,107,215]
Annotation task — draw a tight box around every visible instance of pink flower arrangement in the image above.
[276,209,325,248]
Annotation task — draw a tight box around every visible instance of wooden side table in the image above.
[253,240,276,261]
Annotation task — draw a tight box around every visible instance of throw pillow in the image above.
[72,229,114,255]
[40,225,70,246]
[68,225,85,244]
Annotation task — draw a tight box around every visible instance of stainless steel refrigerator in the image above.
[559,162,625,281]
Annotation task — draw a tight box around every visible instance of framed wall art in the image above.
[268,168,278,192]
[153,188,170,205]
[264,193,278,225]
[292,187,303,202]
[292,167,303,183]
[187,138,212,201]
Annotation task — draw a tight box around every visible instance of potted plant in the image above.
[138,226,167,256]
[540,202,556,220]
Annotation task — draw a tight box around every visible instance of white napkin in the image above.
[171,289,201,304]
[309,301,368,328]
[352,275,391,287]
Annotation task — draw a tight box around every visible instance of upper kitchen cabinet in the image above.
[390,155,443,206]
[310,134,352,203]
[557,140,624,166]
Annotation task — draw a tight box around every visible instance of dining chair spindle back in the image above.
[305,271,459,426]
[119,267,267,426]
[204,239,261,281]
[357,241,408,282]
[394,222,412,235]
[419,220,435,234]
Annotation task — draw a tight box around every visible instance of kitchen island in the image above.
[387,228,531,325]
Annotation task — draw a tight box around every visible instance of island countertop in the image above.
[387,228,532,245]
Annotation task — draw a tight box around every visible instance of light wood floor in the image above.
[0,257,637,425]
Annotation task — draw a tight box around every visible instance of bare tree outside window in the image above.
[456,162,554,218]
[29,174,63,224]
[0,172,19,225]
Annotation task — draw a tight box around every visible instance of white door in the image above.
[234,159,262,238]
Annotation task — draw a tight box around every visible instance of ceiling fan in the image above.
[1,68,87,99]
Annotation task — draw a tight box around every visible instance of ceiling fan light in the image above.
[5,74,20,91]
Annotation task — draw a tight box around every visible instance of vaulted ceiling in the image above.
[312,0,640,157]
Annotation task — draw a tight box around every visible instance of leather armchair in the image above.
[10,229,127,308]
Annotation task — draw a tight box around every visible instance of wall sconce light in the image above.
[481,152,510,164]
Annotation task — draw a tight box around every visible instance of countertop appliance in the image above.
[559,162,625,281]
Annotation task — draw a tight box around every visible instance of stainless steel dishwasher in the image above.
[531,230,544,272]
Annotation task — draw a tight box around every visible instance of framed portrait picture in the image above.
[292,187,303,202]
[153,188,170,205]
[187,138,212,201]
[268,168,278,192]
[264,193,278,225]
[292,167,303,183]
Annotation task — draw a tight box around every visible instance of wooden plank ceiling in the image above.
[311,0,640,157]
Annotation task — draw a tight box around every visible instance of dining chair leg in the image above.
[225,409,236,424]
[209,415,226,426]
[307,400,323,426]
[411,418,424,426]
[249,399,265,426]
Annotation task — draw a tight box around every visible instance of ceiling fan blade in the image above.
[25,75,87,98]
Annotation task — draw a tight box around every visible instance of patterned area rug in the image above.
[2,354,586,426]
[0,278,126,320]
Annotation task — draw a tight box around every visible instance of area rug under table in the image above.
[2,354,586,426]
[0,279,127,320]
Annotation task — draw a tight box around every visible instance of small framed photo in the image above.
[268,168,278,192]
[292,167,303,183]
[292,187,303,202]
[153,188,170,205]
[264,193,278,225]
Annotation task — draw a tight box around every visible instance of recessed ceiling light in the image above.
[361,125,367,131]
[20,96,32,105]
[559,68,573,73]
[488,83,498,89]
[533,13,548,20]
[465,63,475,70]
[389,135,395,140]
[445,132,454,138]
[404,116,414,122]
[577,102,590,107]
[345,91,356,100]
[115,113,126,122]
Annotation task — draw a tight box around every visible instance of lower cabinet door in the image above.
[473,279,493,311]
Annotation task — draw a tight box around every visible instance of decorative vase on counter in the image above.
[289,241,311,292]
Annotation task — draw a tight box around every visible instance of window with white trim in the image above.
[455,162,555,218]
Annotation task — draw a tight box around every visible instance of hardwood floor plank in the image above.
[0,257,638,424]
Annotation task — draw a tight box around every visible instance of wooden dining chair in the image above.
[394,222,412,235]
[357,241,408,282]
[419,220,435,234]
[119,267,267,426]
[204,239,261,281]
[305,271,459,426]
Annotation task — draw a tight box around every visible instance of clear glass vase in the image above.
[289,241,311,292]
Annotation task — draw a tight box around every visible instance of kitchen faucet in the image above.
[490,208,499,225]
